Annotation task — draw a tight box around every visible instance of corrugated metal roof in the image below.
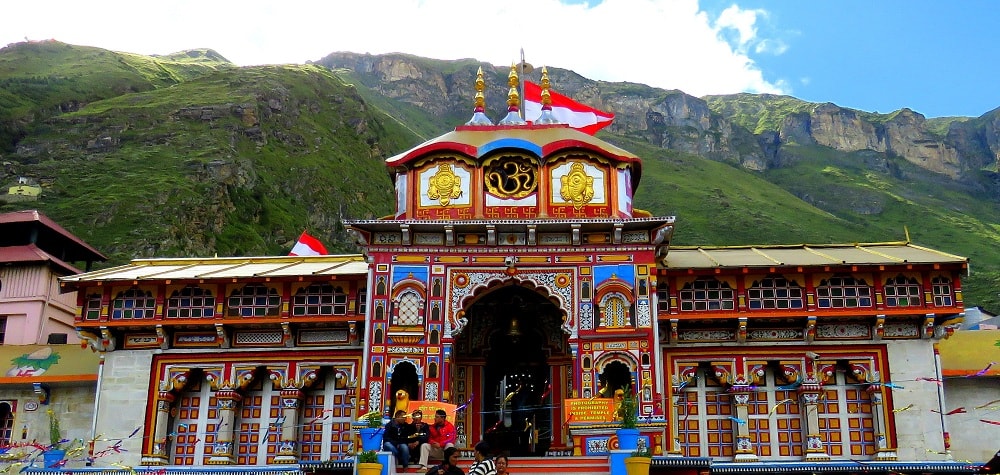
[661,242,967,269]
[60,255,369,284]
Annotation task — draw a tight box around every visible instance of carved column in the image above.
[867,384,896,460]
[207,390,242,464]
[730,387,757,462]
[273,389,304,464]
[142,392,175,465]
[797,383,829,461]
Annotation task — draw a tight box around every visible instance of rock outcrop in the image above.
[320,52,998,183]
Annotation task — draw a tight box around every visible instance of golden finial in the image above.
[465,66,493,126]
[474,67,486,110]
[540,66,552,107]
[534,65,559,125]
[499,63,526,125]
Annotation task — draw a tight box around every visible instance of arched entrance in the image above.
[453,283,570,457]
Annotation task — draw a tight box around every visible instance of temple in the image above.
[54,66,981,475]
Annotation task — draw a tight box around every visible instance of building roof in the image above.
[661,242,967,270]
[0,209,106,263]
[59,254,369,288]
[387,124,640,165]
[0,244,83,274]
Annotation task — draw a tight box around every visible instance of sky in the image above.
[2,0,997,118]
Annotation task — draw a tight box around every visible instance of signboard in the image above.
[563,398,615,424]
[407,401,458,424]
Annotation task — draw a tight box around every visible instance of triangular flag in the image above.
[523,81,614,135]
[289,231,328,256]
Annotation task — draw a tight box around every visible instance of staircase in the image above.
[500,456,609,475]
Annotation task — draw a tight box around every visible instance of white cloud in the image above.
[1,0,789,97]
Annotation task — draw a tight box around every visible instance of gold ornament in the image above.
[427,163,463,206]
[559,162,595,209]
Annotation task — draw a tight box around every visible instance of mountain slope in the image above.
[1,45,998,310]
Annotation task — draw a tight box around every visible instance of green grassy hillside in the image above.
[2,43,997,310]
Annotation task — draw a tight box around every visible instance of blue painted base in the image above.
[609,449,630,475]
[377,451,397,475]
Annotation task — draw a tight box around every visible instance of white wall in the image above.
[92,350,154,467]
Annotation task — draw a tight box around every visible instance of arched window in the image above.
[292,283,347,316]
[747,275,804,310]
[599,292,632,328]
[393,290,425,327]
[883,275,921,307]
[227,284,280,317]
[0,401,14,446]
[816,275,872,308]
[165,286,215,318]
[678,278,735,311]
[932,276,954,306]
[111,287,155,320]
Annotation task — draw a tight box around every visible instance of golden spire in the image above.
[465,66,493,126]
[534,66,559,125]
[499,63,526,125]
[540,66,552,107]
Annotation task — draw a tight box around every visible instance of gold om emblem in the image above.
[485,156,537,199]
[427,164,463,206]
[559,162,595,209]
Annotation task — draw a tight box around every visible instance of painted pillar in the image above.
[798,384,830,461]
[207,390,241,464]
[731,389,758,462]
[144,391,175,465]
[273,389,304,464]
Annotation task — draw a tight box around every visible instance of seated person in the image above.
[408,410,430,465]
[417,409,456,470]
[426,446,463,475]
[383,410,416,469]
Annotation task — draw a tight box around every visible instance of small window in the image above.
[883,275,922,307]
[816,275,872,308]
[84,294,102,320]
[748,275,804,310]
[292,283,347,316]
[166,286,216,318]
[227,284,280,317]
[111,288,155,319]
[932,276,954,307]
[679,278,735,311]
[0,317,6,344]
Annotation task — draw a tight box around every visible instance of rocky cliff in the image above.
[321,52,999,184]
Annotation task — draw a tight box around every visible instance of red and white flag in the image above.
[523,81,614,135]
[289,231,328,256]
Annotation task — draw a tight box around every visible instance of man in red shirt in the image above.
[416,409,456,470]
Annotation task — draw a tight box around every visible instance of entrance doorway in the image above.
[453,284,568,457]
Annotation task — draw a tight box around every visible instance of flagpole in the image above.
[519,48,526,120]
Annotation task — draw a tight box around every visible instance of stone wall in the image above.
[92,350,154,468]
[940,377,1000,462]
[884,339,950,461]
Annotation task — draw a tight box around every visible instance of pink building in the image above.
[0,210,105,345]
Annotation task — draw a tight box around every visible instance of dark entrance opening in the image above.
[463,285,563,457]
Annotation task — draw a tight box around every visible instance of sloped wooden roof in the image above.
[59,254,369,289]
[660,242,967,269]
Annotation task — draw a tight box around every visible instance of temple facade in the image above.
[52,70,982,475]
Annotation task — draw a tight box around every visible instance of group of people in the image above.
[427,442,510,475]
[381,408,510,475]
